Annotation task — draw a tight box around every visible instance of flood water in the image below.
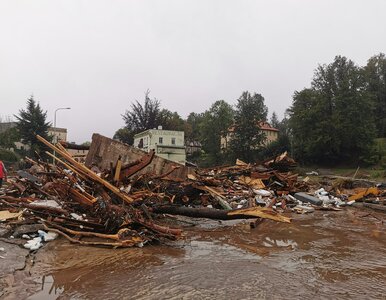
[6,209,386,299]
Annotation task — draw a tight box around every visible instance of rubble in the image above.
[0,134,385,251]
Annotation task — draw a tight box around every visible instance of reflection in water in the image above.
[9,209,386,299]
[28,276,63,300]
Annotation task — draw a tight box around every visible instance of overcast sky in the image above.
[1,0,385,143]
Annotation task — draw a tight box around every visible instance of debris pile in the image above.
[0,134,385,250]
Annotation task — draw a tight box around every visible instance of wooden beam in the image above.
[37,135,135,204]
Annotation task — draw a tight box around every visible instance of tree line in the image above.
[1,53,385,167]
[289,53,386,165]
[113,90,275,166]
[115,53,386,167]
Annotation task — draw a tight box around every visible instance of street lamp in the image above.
[53,107,71,165]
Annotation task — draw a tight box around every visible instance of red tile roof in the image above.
[228,121,279,132]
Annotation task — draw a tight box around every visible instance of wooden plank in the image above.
[37,135,135,204]
[114,157,122,182]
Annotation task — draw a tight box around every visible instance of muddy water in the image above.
[8,209,386,299]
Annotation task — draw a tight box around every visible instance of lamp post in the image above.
[53,107,71,165]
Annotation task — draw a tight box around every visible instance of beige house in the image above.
[49,127,67,143]
[221,121,279,150]
[133,127,186,165]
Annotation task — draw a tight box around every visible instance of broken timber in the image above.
[36,135,135,204]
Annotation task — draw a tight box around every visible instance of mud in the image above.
[3,209,386,299]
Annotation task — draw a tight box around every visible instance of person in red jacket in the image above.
[0,160,7,188]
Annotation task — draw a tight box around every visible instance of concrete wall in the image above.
[86,133,193,180]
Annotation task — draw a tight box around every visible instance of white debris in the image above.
[22,234,30,239]
[123,185,132,194]
[75,183,85,193]
[31,199,62,209]
[24,237,43,250]
[287,194,297,202]
[255,195,266,205]
[253,189,272,197]
[315,188,329,196]
[44,231,58,242]
[293,205,315,213]
[70,213,83,220]
[334,199,346,206]
[0,247,4,252]
[320,196,333,203]
[306,171,319,176]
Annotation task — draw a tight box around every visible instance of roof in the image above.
[258,121,279,132]
[228,121,279,133]
[49,127,67,133]
[134,128,184,138]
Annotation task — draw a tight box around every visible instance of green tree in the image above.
[270,112,280,129]
[363,53,386,137]
[200,100,234,165]
[289,56,376,164]
[184,112,204,143]
[229,91,268,162]
[122,90,163,134]
[116,91,185,144]
[0,127,20,150]
[14,96,51,156]
[113,127,134,145]
[288,88,323,162]
[159,109,185,131]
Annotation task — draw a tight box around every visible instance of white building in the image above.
[133,127,186,165]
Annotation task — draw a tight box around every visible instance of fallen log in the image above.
[152,206,291,223]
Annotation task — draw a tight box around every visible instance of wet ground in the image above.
[2,208,386,299]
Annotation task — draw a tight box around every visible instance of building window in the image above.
[171,137,176,145]
[159,137,163,144]
[138,138,144,148]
